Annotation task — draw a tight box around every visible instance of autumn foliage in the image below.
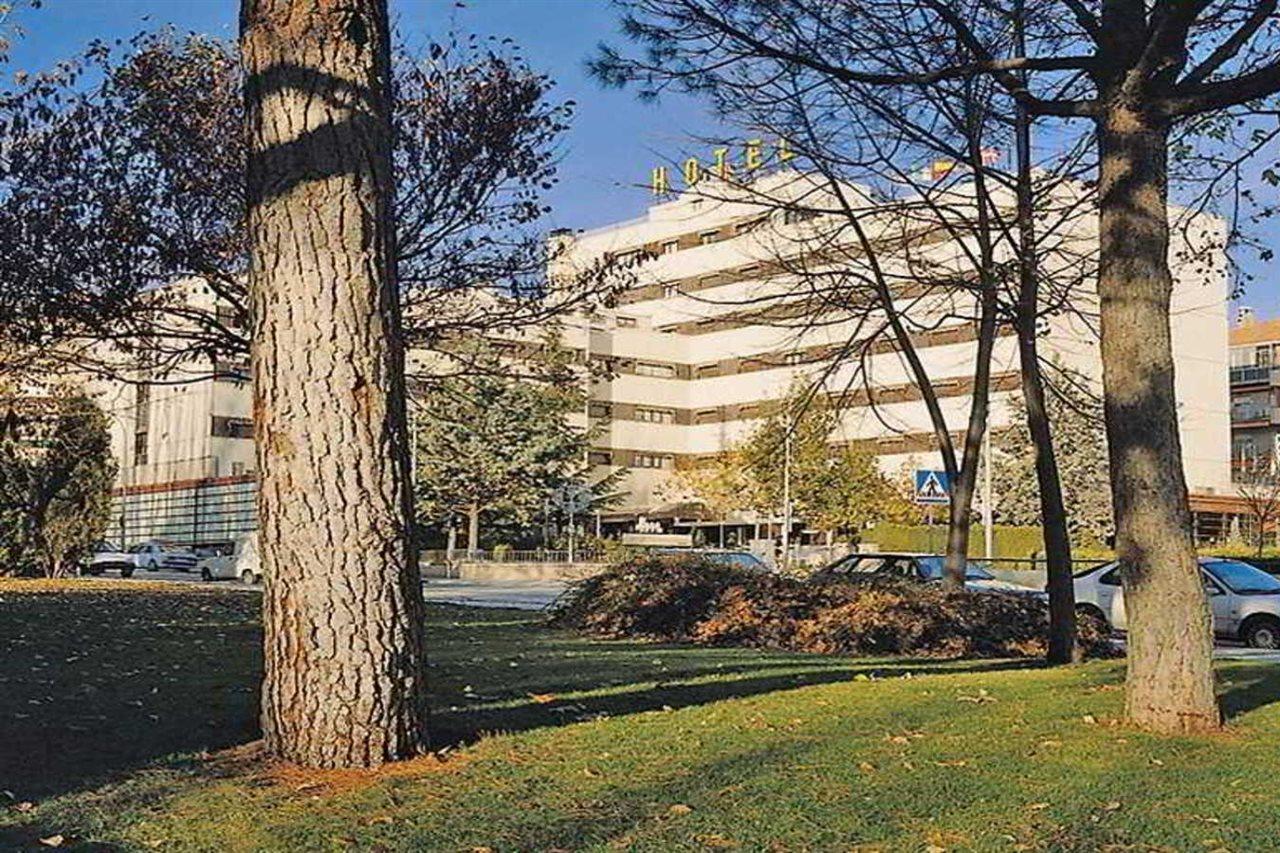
[552,554,1116,659]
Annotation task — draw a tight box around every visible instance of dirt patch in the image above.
[206,740,467,797]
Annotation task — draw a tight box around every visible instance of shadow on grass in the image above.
[3,588,1278,815]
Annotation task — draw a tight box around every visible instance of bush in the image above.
[550,555,1116,660]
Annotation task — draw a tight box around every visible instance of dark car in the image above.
[654,548,772,574]
[811,552,1041,596]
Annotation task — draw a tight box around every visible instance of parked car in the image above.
[1074,557,1280,649]
[197,534,261,584]
[811,552,1043,596]
[128,540,199,573]
[81,541,135,577]
[653,548,773,574]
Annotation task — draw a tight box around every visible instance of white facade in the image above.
[560,172,1232,512]
[95,173,1233,529]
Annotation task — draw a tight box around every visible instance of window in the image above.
[663,283,680,299]
[635,362,676,378]
[615,316,637,328]
[661,240,679,255]
[212,416,254,439]
[588,402,612,419]
[636,407,675,424]
[1258,345,1274,367]
[735,218,764,236]
[698,275,719,289]
[785,351,806,366]
[1098,567,1123,587]
[588,451,614,466]
[694,409,719,425]
[698,230,720,245]
[634,453,674,469]
[696,363,720,379]
[783,208,819,225]
[231,462,247,476]
[133,431,148,466]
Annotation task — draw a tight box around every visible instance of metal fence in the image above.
[420,549,606,565]
[110,477,257,549]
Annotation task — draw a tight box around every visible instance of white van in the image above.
[197,534,261,584]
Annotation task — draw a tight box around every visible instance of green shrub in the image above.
[551,555,1116,659]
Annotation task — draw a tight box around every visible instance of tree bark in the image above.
[1096,106,1218,732]
[467,503,480,555]
[1012,43,1078,663]
[242,0,429,767]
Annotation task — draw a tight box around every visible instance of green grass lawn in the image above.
[1,579,1278,851]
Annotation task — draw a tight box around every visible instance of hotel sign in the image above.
[650,138,795,196]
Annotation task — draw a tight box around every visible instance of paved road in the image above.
[85,567,260,588]
[422,578,565,611]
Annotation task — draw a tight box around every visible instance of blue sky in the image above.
[9,0,1278,314]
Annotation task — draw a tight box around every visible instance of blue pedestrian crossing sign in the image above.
[913,469,951,505]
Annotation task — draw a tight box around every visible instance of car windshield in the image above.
[1203,559,1280,594]
[916,556,995,581]
[708,552,766,571]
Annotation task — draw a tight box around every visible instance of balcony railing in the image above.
[1230,365,1274,385]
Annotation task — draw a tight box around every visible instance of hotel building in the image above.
[563,172,1232,536]
[93,171,1238,547]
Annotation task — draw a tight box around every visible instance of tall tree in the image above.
[0,386,115,577]
[411,338,599,552]
[738,386,903,540]
[242,0,427,768]
[596,0,1280,734]
[0,29,621,381]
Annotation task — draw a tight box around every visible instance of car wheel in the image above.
[1242,616,1280,650]
[121,566,134,579]
[200,567,213,582]
[146,560,159,572]
[1075,603,1110,630]
[241,569,257,585]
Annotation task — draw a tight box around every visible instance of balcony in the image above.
[1229,364,1274,386]
[1231,405,1280,426]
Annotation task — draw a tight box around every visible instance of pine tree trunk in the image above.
[1096,107,1219,733]
[242,0,429,768]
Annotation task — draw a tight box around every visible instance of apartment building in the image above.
[1228,309,1280,474]
[87,279,257,547]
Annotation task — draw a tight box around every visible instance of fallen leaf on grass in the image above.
[668,804,693,816]
[957,689,996,704]
[695,833,738,848]
[527,693,556,704]
[39,835,64,847]
[1027,802,1050,811]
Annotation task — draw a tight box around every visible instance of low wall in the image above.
[422,560,607,582]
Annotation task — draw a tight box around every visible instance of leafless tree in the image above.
[594,0,1280,734]
[1236,455,1280,556]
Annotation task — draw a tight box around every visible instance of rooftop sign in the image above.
[650,138,795,197]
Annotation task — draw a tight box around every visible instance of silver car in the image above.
[1073,557,1280,649]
